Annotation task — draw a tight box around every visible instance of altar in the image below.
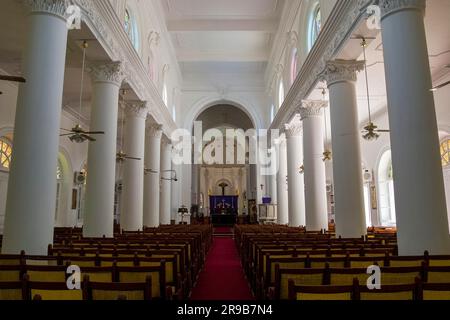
[210,195,238,226]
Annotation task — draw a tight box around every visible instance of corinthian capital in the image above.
[26,0,70,18]
[379,0,426,19]
[298,100,328,120]
[320,60,365,86]
[88,62,127,86]
[125,101,148,119]
[284,121,303,138]
[146,124,163,139]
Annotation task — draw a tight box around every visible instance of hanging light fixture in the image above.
[360,37,390,141]
[60,41,105,143]
[321,88,332,162]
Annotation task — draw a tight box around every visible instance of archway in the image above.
[377,150,396,227]
[190,104,256,225]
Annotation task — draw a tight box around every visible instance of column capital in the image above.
[284,121,303,138]
[88,62,127,86]
[146,124,163,139]
[379,0,426,19]
[298,100,328,120]
[320,60,365,86]
[26,0,70,19]
[161,135,173,148]
[124,101,148,119]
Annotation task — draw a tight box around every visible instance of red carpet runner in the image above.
[190,237,254,300]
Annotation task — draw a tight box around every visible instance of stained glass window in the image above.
[0,138,12,170]
[308,4,322,50]
[124,8,139,51]
[441,139,450,167]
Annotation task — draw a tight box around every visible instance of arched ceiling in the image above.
[195,104,254,132]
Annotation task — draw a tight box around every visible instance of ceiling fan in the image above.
[60,41,105,143]
[0,75,26,95]
[431,80,450,92]
[359,37,390,141]
[116,91,142,163]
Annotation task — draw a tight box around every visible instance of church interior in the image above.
[0,0,450,302]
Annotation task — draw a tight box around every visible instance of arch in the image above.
[306,1,322,51]
[377,148,396,227]
[55,148,73,228]
[183,96,261,131]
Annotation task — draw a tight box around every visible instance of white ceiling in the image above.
[160,0,285,80]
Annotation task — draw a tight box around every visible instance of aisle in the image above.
[190,236,254,300]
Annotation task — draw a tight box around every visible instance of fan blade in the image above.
[125,156,142,161]
[60,128,74,132]
[84,131,105,135]
[0,75,26,83]
[60,133,74,137]
[433,80,450,90]
[376,130,390,133]
[82,134,96,142]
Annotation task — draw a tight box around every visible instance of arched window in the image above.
[124,8,140,51]
[162,83,168,107]
[55,157,65,222]
[278,81,285,109]
[270,104,275,123]
[308,3,322,50]
[378,150,396,226]
[441,138,450,167]
[290,48,298,84]
[0,138,12,170]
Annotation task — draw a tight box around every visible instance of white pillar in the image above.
[2,0,69,255]
[321,60,366,238]
[143,124,163,227]
[285,121,306,227]
[120,102,147,231]
[380,0,450,255]
[299,100,329,231]
[160,138,172,225]
[276,134,289,225]
[83,63,126,238]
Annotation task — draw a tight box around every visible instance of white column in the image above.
[276,134,289,225]
[299,100,329,231]
[160,138,172,225]
[285,121,306,227]
[120,102,147,231]
[83,63,126,238]
[2,0,69,255]
[380,0,450,255]
[143,124,163,227]
[321,60,366,238]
